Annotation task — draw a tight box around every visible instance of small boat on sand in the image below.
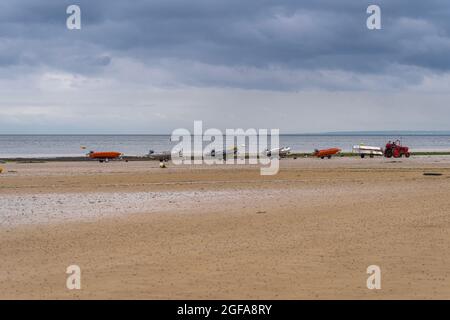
[352,145,383,158]
[87,151,122,162]
[313,148,341,159]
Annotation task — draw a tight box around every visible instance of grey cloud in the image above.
[1,0,450,133]
[1,1,450,78]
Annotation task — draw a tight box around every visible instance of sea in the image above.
[0,134,450,158]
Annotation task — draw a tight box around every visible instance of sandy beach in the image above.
[1,156,449,299]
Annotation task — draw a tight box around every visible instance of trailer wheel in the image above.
[321,156,325,159]
[370,154,374,158]
[360,154,365,159]
[327,155,332,159]
[405,153,410,158]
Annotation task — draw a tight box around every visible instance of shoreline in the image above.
[1,151,450,162]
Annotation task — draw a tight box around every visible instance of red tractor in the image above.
[384,140,410,158]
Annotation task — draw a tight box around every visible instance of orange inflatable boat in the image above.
[313,148,341,159]
[88,151,122,161]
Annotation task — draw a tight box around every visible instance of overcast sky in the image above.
[1,0,450,133]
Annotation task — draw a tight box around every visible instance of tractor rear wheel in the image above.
[385,149,393,158]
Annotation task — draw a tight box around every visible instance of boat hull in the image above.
[314,148,341,158]
[88,152,122,159]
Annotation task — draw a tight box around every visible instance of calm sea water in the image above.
[0,135,449,158]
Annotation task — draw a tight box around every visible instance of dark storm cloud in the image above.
[0,0,450,89]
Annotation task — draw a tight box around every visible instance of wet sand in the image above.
[0,156,450,299]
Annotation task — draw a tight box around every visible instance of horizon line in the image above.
[1,130,450,136]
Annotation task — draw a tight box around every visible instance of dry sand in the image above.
[0,156,449,299]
